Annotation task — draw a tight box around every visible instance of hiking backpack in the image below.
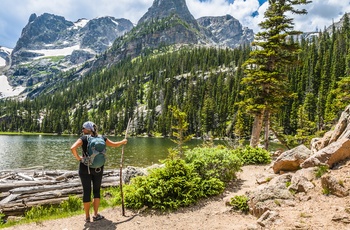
[82,135,106,170]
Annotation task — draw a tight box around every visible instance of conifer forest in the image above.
[1,14,350,148]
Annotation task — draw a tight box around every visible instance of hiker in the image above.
[70,121,128,223]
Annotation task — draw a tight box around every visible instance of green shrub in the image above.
[24,195,82,220]
[0,211,5,225]
[60,195,82,212]
[185,146,242,182]
[315,165,328,178]
[124,159,224,211]
[236,146,272,165]
[25,205,56,220]
[229,195,249,213]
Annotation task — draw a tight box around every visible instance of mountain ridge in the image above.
[0,0,273,99]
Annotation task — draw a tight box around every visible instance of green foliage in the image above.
[236,146,272,165]
[315,165,329,178]
[240,0,310,147]
[24,195,82,220]
[102,187,122,207]
[124,159,224,211]
[169,106,194,155]
[25,205,57,220]
[60,195,83,212]
[286,181,291,188]
[0,211,6,225]
[229,195,249,213]
[1,10,350,147]
[185,146,242,182]
[322,186,330,195]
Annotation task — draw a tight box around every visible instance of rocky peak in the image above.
[138,0,199,29]
[14,13,74,52]
[80,17,133,53]
[6,13,134,98]
[197,15,254,48]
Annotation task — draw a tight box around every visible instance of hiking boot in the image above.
[93,214,104,221]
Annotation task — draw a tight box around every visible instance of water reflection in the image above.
[0,135,209,171]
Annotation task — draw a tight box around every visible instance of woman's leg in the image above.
[91,168,103,217]
[79,172,92,220]
[93,198,100,216]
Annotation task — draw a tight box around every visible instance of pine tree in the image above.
[240,0,310,149]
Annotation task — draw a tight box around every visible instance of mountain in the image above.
[0,46,11,71]
[4,13,133,97]
[138,0,200,30]
[89,0,253,73]
[2,0,254,99]
[197,15,254,48]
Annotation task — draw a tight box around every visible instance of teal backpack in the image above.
[82,135,106,172]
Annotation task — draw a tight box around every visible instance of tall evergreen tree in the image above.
[240,0,311,148]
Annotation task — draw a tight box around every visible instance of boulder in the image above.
[272,145,311,174]
[301,138,350,169]
[288,168,316,193]
[311,104,350,153]
[248,174,294,218]
[321,174,349,197]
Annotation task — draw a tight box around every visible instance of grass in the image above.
[0,195,112,228]
[0,210,84,228]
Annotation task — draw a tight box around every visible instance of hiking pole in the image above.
[120,118,131,216]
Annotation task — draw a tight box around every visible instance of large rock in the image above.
[272,145,311,174]
[288,168,315,193]
[248,174,294,218]
[321,174,349,197]
[312,104,350,153]
[301,138,350,169]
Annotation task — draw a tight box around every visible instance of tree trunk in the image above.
[250,112,264,147]
[264,110,270,150]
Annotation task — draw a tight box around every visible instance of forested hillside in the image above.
[1,14,350,146]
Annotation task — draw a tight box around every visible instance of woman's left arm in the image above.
[106,138,128,147]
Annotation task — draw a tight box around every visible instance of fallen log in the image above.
[0,166,145,217]
[9,182,82,195]
[0,180,59,193]
[17,173,36,181]
[0,194,19,205]
[55,172,78,181]
[0,196,80,216]
[17,187,83,201]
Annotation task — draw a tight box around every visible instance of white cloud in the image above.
[0,0,348,48]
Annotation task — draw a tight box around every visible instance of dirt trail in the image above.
[4,164,350,230]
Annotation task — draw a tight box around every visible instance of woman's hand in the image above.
[120,139,128,145]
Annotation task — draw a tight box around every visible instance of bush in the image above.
[229,195,249,213]
[185,146,242,182]
[124,159,224,211]
[60,195,83,212]
[25,205,56,220]
[24,195,82,220]
[236,146,272,165]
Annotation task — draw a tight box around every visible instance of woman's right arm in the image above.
[70,139,83,161]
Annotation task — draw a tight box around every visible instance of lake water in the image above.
[0,135,211,171]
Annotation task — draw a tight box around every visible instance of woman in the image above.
[70,121,128,223]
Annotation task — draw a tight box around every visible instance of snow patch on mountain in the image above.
[28,45,81,59]
[71,18,89,30]
[0,57,5,67]
[0,75,25,99]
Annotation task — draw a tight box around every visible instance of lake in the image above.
[0,135,213,171]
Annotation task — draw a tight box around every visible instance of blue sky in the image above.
[0,0,349,48]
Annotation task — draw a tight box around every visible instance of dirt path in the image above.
[2,165,265,230]
[4,164,350,230]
